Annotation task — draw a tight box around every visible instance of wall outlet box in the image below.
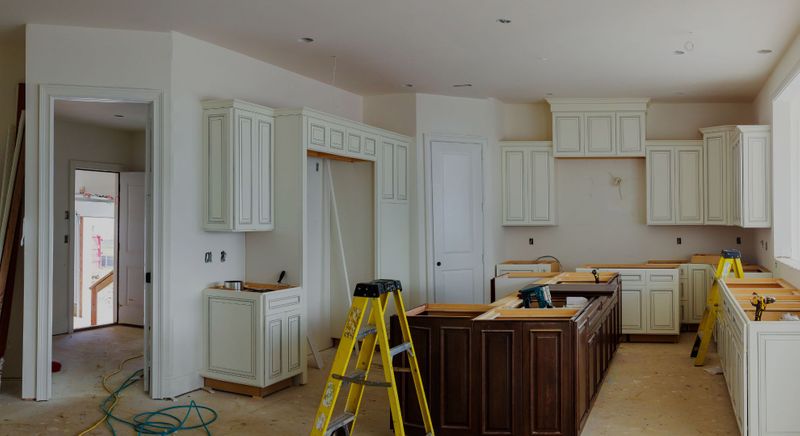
[528,238,534,246]
[677,237,682,245]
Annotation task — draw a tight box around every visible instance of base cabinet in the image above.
[203,285,306,389]
[578,268,679,335]
[392,280,621,435]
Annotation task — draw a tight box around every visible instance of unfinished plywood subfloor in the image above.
[0,329,736,435]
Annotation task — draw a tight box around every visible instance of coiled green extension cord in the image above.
[79,356,218,435]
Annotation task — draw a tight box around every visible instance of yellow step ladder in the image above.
[690,249,745,366]
[311,279,434,436]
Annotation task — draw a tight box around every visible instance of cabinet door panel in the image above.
[207,298,257,379]
[648,288,676,332]
[266,314,284,381]
[347,130,362,153]
[382,141,395,199]
[529,149,553,223]
[704,134,727,224]
[676,147,703,224]
[503,149,526,223]
[621,288,645,333]
[743,133,771,227]
[308,118,327,147]
[329,124,346,150]
[480,329,517,434]
[256,115,273,227]
[204,111,230,228]
[647,148,674,224]
[287,312,302,374]
[617,112,645,155]
[690,268,708,322]
[236,111,255,227]
[363,134,377,156]
[395,142,408,201]
[585,112,615,155]
[553,113,583,156]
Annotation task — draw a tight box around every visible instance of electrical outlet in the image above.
[204,251,212,263]
[529,238,534,246]
[677,237,682,245]
[736,236,742,245]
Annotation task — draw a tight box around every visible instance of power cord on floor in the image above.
[77,354,218,435]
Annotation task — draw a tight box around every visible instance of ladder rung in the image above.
[325,412,355,436]
[390,342,411,357]
[356,325,377,340]
[332,370,391,388]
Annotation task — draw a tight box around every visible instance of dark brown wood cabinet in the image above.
[391,278,621,436]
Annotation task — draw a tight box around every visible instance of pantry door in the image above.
[430,137,484,304]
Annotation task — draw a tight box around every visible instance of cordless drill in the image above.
[519,284,553,309]
[750,292,776,321]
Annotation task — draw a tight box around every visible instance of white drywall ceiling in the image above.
[54,100,147,131]
[3,0,799,101]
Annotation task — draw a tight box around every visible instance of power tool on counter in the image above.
[519,284,553,309]
[750,292,776,321]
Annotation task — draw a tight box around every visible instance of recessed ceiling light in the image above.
[674,50,686,55]
[453,83,472,88]
[298,37,315,43]
[497,18,511,24]
[757,49,773,54]
[404,84,414,88]
[113,114,124,118]
[537,56,549,62]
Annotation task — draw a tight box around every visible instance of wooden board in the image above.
[690,253,721,265]
[725,278,795,289]
[307,149,370,163]
[204,377,293,398]
[491,308,580,319]
[581,263,682,269]
[498,259,561,272]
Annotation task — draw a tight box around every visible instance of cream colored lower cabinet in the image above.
[577,267,679,335]
[716,279,800,436]
[500,142,556,226]
[202,286,307,388]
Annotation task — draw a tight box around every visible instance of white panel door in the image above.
[585,112,615,155]
[675,147,704,224]
[646,148,674,224]
[118,172,146,326]
[431,140,484,304]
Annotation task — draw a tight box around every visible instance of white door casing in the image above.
[430,139,484,304]
[117,172,146,326]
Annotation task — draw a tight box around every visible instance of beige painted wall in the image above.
[51,118,146,336]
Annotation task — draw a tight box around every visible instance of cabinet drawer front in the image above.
[648,271,677,283]
[308,117,327,147]
[618,271,646,284]
[267,294,301,311]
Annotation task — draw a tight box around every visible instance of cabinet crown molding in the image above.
[202,99,274,115]
[699,124,770,134]
[274,107,410,142]
[645,140,703,147]
[546,97,650,112]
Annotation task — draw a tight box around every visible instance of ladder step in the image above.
[332,370,391,388]
[325,412,355,436]
[390,342,411,358]
[356,325,377,340]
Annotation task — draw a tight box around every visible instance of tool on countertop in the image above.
[311,279,433,436]
[691,249,745,366]
[750,293,777,321]
[592,269,600,284]
[519,284,553,309]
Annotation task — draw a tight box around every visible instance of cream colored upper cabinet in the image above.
[379,138,408,203]
[701,125,771,228]
[616,112,646,156]
[501,142,556,226]
[646,141,704,226]
[203,99,274,232]
[585,112,616,155]
[547,98,649,158]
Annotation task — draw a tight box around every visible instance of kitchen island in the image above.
[391,272,621,436]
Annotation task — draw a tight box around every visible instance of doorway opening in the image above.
[51,99,149,398]
[72,169,118,329]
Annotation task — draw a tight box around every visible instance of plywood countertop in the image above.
[581,263,682,269]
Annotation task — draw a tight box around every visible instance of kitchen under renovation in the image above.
[2,1,800,435]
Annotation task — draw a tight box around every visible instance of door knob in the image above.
[436,261,442,267]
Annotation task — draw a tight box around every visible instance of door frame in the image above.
[25,84,168,400]
[423,133,487,304]
[67,162,125,334]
